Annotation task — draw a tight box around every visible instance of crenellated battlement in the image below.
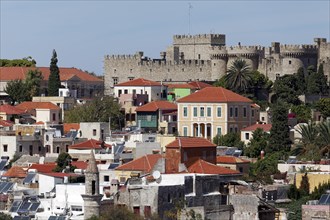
[139,59,210,66]
[173,34,225,46]
[280,44,318,53]
[105,54,142,60]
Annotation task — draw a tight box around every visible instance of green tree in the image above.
[290,104,312,123]
[295,67,306,95]
[64,96,123,129]
[0,213,13,220]
[48,49,61,96]
[318,121,330,157]
[225,59,253,94]
[306,64,329,95]
[299,173,310,196]
[0,56,36,67]
[249,70,273,98]
[268,103,291,153]
[25,69,43,100]
[87,206,144,220]
[315,98,330,119]
[291,122,320,161]
[4,79,27,104]
[213,132,244,150]
[272,74,301,105]
[53,152,75,172]
[245,128,269,158]
[249,153,280,184]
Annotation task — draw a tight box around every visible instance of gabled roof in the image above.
[241,124,272,132]
[187,81,213,89]
[115,154,162,173]
[166,137,216,148]
[115,78,162,87]
[29,163,56,173]
[63,123,80,134]
[69,139,111,150]
[3,166,27,178]
[177,87,252,103]
[0,67,103,82]
[188,159,240,175]
[16,102,60,111]
[216,156,250,164]
[0,104,25,115]
[136,100,177,112]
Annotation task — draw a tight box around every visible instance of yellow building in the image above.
[177,87,259,140]
[296,172,330,193]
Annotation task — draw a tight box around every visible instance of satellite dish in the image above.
[152,170,161,180]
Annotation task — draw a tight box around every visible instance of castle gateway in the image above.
[104,34,329,95]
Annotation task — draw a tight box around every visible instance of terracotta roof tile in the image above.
[69,139,111,150]
[3,166,27,178]
[177,87,252,103]
[166,137,216,148]
[115,154,162,173]
[16,102,60,111]
[0,104,25,115]
[0,67,102,82]
[216,156,250,164]
[187,81,213,89]
[29,163,56,173]
[136,101,177,112]
[241,124,272,132]
[188,159,240,175]
[166,83,195,89]
[63,123,80,134]
[40,172,78,178]
[0,120,14,127]
[115,78,162,87]
[71,161,88,170]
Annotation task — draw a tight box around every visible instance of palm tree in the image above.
[318,121,330,157]
[292,122,319,160]
[225,59,252,94]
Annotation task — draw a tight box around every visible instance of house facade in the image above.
[177,87,260,140]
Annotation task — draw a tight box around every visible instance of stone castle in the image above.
[104,34,330,95]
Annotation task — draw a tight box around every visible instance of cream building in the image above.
[177,87,259,140]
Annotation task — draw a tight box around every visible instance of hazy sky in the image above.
[1,0,329,75]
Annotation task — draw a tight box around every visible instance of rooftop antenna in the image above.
[188,3,193,35]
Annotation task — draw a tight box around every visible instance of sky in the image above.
[1,0,329,75]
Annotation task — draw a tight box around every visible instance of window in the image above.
[3,144,8,152]
[234,127,238,133]
[112,77,118,86]
[52,113,56,121]
[252,110,255,117]
[289,60,291,65]
[245,133,250,140]
[243,107,247,117]
[133,206,140,215]
[120,177,126,184]
[182,68,184,72]
[144,206,151,218]
[183,107,188,117]
[124,89,128,94]
[93,129,97,136]
[113,69,116,73]
[132,89,136,95]
[71,206,83,212]
[262,117,265,121]
[198,54,201,59]
[183,127,188,136]
[217,107,222,117]
[276,73,280,80]
[200,68,202,72]
[217,127,222,135]
[38,146,42,152]
[207,107,211,117]
[19,145,22,152]
[92,180,96,195]
[230,107,233,117]
[193,107,198,117]
[235,107,238,117]
[200,107,205,117]
[104,176,110,182]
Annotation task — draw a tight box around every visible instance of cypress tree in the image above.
[48,49,61,96]
[267,103,291,153]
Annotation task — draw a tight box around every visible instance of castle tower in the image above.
[82,150,103,219]
[210,46,228,80]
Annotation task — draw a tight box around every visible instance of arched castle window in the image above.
[289,60,292,65]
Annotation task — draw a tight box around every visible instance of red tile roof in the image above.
[115,154,162,173]
[241,124,272,132]
[69,139,111,150]
[177,87,252,103]
[0,67,102,82]
[71,161,88,170]
[16,102,60,111]
[40,172,78,178]
[216,156,250,164]
[115,78,162,87]
[63,123,80,134]
[0,104,25,115]
[166,83,195,89]
[3,166,27,178]
[166,137,216,148]
[29,163,56,173]
[187,81,213,89]
[188,159,240,175]
[136,100,177,112]
[0,120,14,127]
